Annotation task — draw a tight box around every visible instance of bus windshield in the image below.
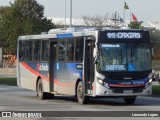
[97,43,151,72]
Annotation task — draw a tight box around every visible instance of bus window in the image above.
[53,44,57,61]
[58,40,66,61]
[75,38,84,61]
[33,41,41,61]
[66,39,74,61]
[41,40,49,61]
[19,41,25,61]
[25,41,33,61]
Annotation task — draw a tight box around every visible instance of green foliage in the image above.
[152,85,160,97]
[0,0,55,55]
[0,77,17,86]
[128,21,143,29]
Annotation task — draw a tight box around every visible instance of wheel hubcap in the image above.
[38,84,42,96]
[77,85,83,99]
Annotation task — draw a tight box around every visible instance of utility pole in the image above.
[64,0,66,28]
[70,0,72,27]
[114,12,117,26]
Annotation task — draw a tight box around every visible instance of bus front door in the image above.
[84,40,95,95]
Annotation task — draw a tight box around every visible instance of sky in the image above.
[1,0,160,24]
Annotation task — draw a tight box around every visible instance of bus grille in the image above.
[112,88,143,93]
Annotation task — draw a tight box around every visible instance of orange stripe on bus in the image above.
[20,62,72,87]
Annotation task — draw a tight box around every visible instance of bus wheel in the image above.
[124,97,136,104]
[77,81,89,104]
[37,79,48,100]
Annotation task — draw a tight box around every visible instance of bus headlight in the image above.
[98,78,109,88]
[98,79,103,84]
[149,79,152,83]
[145,79,152,88]
[103,81,109,88]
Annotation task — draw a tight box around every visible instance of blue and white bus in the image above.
[17,27,153,104]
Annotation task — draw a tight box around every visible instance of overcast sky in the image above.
[1,0,160,23]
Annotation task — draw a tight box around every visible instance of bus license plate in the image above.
[123,90,133,94]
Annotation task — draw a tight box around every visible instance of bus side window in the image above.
[33,40,41,61]
[58,40,66,61]
[25,41,33,61]
[19,41,25,61]
[41,40,49,61]
[75,38,84,61]
[66,39,74,61]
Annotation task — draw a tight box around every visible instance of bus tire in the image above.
[124,97,136,104]
[37,79,48,100]
[76,81,89,104]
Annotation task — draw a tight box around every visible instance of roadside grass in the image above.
[152,85,160,97]
[0,78,17,86]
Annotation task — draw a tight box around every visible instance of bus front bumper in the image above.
[94,83,152,97]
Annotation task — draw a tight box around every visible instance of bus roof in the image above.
[18,27,149,41]
[18,31,97,41]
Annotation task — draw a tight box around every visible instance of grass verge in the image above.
[152,85,160,97]
[0,78,17,86]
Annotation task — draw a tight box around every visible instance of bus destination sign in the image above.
[107,32,141,39]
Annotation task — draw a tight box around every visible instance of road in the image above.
[0,85,160,120]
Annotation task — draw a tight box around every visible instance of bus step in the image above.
[85,94,93,96]
[50,91,57,94]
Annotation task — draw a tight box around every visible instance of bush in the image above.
[152,85,160,97]
[0,78,17,86]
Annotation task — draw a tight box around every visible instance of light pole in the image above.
[64,0,66,28]
[70,0,72,27]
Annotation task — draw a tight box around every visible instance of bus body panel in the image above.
[19,62,38,91]
[18,61,83,95]
[55,62,83,95]
[18,62,50,92]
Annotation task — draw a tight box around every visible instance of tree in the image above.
[82,13,125,28]
[0,0,55,55]
[128,21,143,29]
[82,13,110,28]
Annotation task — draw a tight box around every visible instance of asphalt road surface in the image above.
[0,85,160,120]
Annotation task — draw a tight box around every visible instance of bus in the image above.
[17,27,153,104]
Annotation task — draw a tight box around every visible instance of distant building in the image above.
[48,17,85,26]
[48,17,160,30]
[47,17,129,27]
[147,21,160,30]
